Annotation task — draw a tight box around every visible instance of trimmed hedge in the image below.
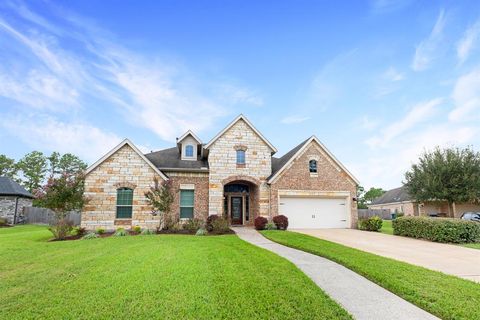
[358,216,383,231]
[254,216,268,230]
[273,215,289,230]
[393,216,480,243]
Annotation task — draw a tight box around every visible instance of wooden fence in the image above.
[22,207,81,226]
[358,208,392,220]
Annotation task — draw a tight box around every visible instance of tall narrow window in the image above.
[180,189,194,219]
[236,150,245,164]
[309,160,317,173]
[185,145,194,157]
[116,188,133,218]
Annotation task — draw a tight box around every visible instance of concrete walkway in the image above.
[232,227,438,320]
[295,228,480,283]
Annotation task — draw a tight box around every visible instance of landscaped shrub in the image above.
[396,212,405,218]
[393,216,480,243]
[141,229,155,235]
[131,225,142,234]
[265,222,277,230]
[114,228,128,237]
[273,215,289,230]
[0,217,8,226]
[170,222,183,232]
[71,226,86,237]
[195,228,207,236]
[358,216,383,231]
[96,228,105,235]
[210,217,230,233]
[82,232,99,240]
[48,218,73,240]
[206,215,219,232]
[254,216,268,230]
[182,218,204,232]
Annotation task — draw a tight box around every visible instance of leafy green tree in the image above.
[0,155,18,178]
[356,186,386,208]
[145,178,174,230]
[34,173,87,240]
[47,152,87,178]
[17,151,48,193]
[404,146,480,217]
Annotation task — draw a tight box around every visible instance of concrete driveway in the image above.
[295,229,480,283]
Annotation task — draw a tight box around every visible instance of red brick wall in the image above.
[270,142,358,227]
[169,175,209,221]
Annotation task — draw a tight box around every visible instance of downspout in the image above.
[13,196,19,225]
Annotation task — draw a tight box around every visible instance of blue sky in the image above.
[1,0,479,189]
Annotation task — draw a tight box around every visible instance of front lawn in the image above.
[261,230,480,320]
[0,226,350,320]
[380,220,393,235]
[462,242,480,250]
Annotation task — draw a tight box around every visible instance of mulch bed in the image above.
[49,229,235,241]
[0,225,13,228]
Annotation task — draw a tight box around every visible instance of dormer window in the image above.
[236,150,245,165]
[185,145,194,158]
[309,160,317,173]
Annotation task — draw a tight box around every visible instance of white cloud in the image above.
[457,20,480,65]
[412,10,446,71]
[281,115,311,124]
[449,69,480,122]
[382,67,405,82]
[359,116,379,131]
[366,98,443,147]
[0,4,259,144]
[0,114,122,164]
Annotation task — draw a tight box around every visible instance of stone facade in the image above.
[81,144,163,230]
[0,196,32,224]
[82,116,359,229]
[207,119,273,217]
[270,141,358,227]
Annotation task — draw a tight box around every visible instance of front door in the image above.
[231,196,243,225]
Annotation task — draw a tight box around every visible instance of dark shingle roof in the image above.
[0,177,33,198]
[270,138,311,179]
[144,147,209,171]
[370,186,411,205]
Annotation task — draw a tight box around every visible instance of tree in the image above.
[356,186,386,209]
[17,151,48,193]
[47,152,87,178]
[0,155,18,178]
[144,178,174,230]
[34,172,87,240]
[404,146,480,217]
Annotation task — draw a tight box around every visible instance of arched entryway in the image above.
[223,177,259,225]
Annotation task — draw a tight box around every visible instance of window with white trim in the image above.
[309,160,317,173]
[185,145,194,157]
[116,188,133,218]
[236,150,245,164]
[180,189,194,219]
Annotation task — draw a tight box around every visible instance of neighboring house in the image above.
[369,186,480,218]
[81,115,359,230]
[0,176,34,224]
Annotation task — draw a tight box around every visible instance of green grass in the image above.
[0,226,351,320]
[261,230,480,320]
[380,220,393,235]
[461,242,480,250]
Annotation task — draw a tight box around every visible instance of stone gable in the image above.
[81,144,162,230]
[207,118,272,216]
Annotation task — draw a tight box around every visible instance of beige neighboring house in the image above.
[81,115,359,231]
[369,186,480,218]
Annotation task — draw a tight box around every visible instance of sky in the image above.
[0,0,479,190]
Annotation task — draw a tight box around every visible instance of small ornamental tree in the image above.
[145,178,174,230]
[404,146,480,217]
[34,172,87,240]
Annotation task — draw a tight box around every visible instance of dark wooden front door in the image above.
[231,196,243,225]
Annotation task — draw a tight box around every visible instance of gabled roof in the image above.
[0,176,33,198]
[145,147,209,171]
[370,186,412,205]
[176,130,202,144]
[204,114,277,153]
[85,139,168,180]
[267,136,360,185]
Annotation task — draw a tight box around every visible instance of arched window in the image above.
[236,150,245,164]
[185,145,194,157]
[116,188,133,218]
[309,160,317,173]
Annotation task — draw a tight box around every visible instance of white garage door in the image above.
[279,197,349,229]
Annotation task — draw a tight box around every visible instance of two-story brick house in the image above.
[81,115,359,230]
